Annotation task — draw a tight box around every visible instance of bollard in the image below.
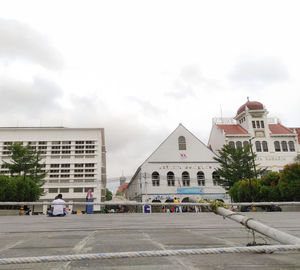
[19,205,24,216]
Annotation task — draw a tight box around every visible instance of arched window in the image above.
[212,171,220,186]
[262,141,268,152]
[167,171,175,186]
[281,141,288,152]
[152,172,160,186]
[182,171,190,186]
[274,141,281,152]
[288,141,295,152]
[229,141,235,148]
[178,136,186,150]
[255,141,262,152]
[243,141,249,147]
[197,171,205,186]
[236,141,242,148]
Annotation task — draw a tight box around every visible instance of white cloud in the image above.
[0,0,300,179]
[0,76,63,116]
[229,57,289,87]
[0,18,63,70]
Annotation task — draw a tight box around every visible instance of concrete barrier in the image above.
[281,205,300,212]
[0,210,20,216]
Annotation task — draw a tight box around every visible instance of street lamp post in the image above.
[249,137,257,178]
[248,137,257,203]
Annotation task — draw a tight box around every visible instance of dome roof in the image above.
[237,100,264,115]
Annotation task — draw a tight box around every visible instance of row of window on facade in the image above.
[50,163,95,168]
[49,174,95,178]
[2,145,96,150]
[229,140,295,152]
[47,179,95,183]
[1,163,95,169]
[49,169,95,173]
[252,120,265,129]
[42,187,94,193]
[1,151,96,156]
[151,171,219,187]
[2,141,95,145]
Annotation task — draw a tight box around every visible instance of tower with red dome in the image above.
[208,99,299,173]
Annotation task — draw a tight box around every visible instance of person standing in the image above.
[86,189,94,214]
[174,198,180,213]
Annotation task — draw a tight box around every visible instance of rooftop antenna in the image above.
[220,105,223,123]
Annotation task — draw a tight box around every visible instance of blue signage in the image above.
[177,188,204,194]
[144,205,151,213]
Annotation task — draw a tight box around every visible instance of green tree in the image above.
[105,188,112,201]
[278,163,300,201]
[213,144,265,190]
[229,178,262,202]
[259,172,281,201]
[0,175,43,202]
[3,143,46,183]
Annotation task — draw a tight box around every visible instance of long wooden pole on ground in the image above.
[216,207,300,245]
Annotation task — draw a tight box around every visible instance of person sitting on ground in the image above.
[48,194,66,217]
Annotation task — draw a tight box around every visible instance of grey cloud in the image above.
[229,58,289,86]
[0,76,63,116]
[0,88,170,178]
[50,94,170,177]
[55,94,157,153]
[166,79,195,99]
[126,96,166,116]
[0,18,63,70]
[106,124,170,177]
[166,65,206,99]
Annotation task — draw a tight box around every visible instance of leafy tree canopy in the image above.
[213,143,265,190]
[3,143,46,183]
[105,188,112,201]
[229,178,262,202]
[278,163,300,201]
[229,165,300,202]
[0,175,43,202]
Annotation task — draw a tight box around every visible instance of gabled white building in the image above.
[127,124,226,203]
[208,100,299,173]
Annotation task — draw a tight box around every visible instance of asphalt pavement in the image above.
[0,212,300,270]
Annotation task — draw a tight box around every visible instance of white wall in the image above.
[0,127,106,211]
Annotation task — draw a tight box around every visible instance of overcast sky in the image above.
[1,1,300,184]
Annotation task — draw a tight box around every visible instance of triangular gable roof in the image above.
[216,124,249,135]
[142,124,218,165]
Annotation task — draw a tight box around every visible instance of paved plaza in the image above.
[0,212,300,270]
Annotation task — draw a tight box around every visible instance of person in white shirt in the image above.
[48,194,66,217]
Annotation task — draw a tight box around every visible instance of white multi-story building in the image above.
[208,100,299,173]
[127,124,226,203]
[0,127,106,212]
